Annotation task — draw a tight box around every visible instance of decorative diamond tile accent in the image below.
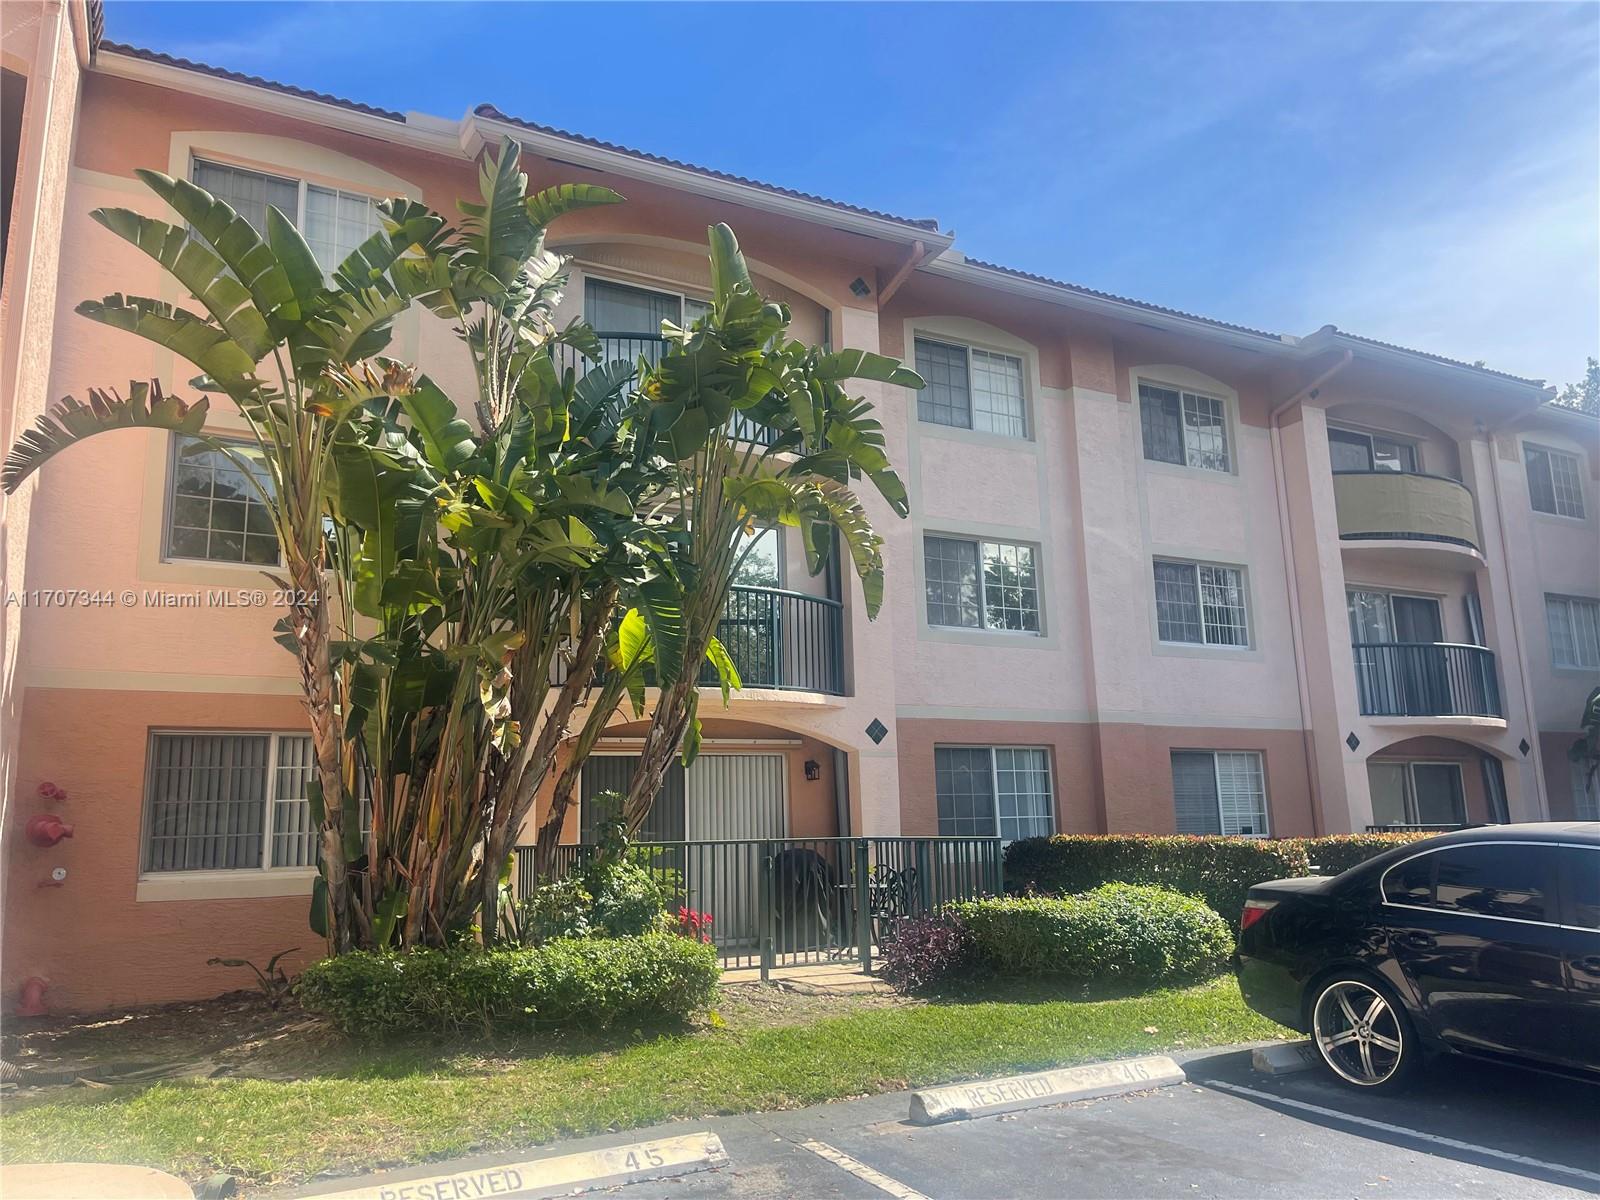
[1345,732,1360,752]
[1519,738,1531,757]
[866,718,889,745]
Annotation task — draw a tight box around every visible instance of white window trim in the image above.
[1136,375,1236,474]
[161,432,282,569]
[1153,557,1252,649]
[935,744,1056,842]
[139,728,314,880]
[913,333,1032,441]
[1173,749,1270,837]
[923,532,1045,636]
[1522,440,1588,521]
[1369,758,1467,826]
[1544,592,1600,671]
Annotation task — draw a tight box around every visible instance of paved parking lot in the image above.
[613,1046,1600,1199]
[299,1045,1600,1200]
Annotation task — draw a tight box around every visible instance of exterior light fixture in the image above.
[804,759,821,781]
[849,276,871,298]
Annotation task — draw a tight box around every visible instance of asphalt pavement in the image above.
[292,1044,1600,1200]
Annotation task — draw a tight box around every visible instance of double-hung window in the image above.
[935,746,1054,840]
[1546,594,1600,669]
[1139,382,1231,472]
[914,337,1028,438]
[1153,559,1249,646]
[924,535,1040,633]
[165,435,279,565]
[143,732,319,873]
[1524,444,1586,518]
[1171,750,1269,836]
[193,159,380,274]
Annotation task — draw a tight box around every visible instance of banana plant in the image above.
[0,167,448,951]
[615,223,920,836]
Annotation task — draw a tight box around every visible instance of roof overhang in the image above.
[920,251,1301,357]
[92,45,467,159]
[469,110,955,253]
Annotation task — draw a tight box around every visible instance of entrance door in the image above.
[685,754,788,946]
[1392,595,1443,642]
[1391,596,1446,713]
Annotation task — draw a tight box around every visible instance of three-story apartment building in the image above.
[3,5,1596,1008]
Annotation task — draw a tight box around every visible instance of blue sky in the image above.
[106,1,1597,387]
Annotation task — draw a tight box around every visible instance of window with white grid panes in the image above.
[915,336,1027,437]
[192,158,379,276]
[935,746,1054,840]
[1139,381,1232,472]
[924,535,1040,633]
[1154,558,1249,647]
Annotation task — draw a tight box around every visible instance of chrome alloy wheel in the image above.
[1312,979,1405,1086]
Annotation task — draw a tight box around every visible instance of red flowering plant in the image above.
[37,782,66,802]
[675,906,714,944]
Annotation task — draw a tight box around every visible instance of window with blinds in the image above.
[1154,559,1249,646]
[935,746,1053,840]
[1546,594,1600,669]
[144,732,319,873]
[192,159,379,275]
[1170,750,1269,836]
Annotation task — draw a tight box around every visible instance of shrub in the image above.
[1005,835,1309,922]
[1290,832,1439,876]
[878,912,976,994]
[953,884,1233,984]
[297,934,719,1036]
[587,858,666,937]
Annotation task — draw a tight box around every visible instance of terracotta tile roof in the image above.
[99,42,406,122]
[475,104,943,234]
[1319,328,1546,388]
[960,255,1285,342]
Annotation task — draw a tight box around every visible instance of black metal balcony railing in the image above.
[1351,641,1502,718]
[708,585,845,695]
[550,333,775,446]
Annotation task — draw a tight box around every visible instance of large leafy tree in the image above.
[613,225,918,835]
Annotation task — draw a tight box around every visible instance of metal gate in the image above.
[514,835,1004,978]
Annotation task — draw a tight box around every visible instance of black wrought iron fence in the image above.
[1351,642,1502,718]
[513,835,1003,977]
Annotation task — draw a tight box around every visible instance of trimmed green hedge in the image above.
[951,884,1233,984]
[1289,832,1438,876]
[1004,835,1310,922]
[297,934,719,1036]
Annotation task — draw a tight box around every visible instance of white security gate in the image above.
[684,754,787,944]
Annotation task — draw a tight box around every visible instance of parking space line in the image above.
[1204,1079,1600,1187]
[797,1139,930,1200]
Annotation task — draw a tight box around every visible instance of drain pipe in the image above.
[1270,351,1353,837]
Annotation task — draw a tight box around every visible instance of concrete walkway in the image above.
[719,961,892,994]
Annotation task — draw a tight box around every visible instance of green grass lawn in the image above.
[0,977,1287,1189]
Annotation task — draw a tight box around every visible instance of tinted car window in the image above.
[1431,843,1554,922]
[1383,853,1434,905]
[1562,846,1600,930]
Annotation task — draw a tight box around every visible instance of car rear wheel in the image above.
[1310,975,1418,1092]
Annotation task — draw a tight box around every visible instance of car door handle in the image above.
[1574,955,1600,973]
[1398,931,1436,949]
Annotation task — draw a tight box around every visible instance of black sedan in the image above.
[1236,821,1599,1091]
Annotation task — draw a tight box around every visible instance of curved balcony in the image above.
[708,586,845,696]
[1333,471,1481,551]
[1351,641,1502,718]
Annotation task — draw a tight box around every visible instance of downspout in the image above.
[1269,351,1353,837]
[1482,415,1551,818]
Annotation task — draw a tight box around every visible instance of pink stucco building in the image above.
[3,6,1597,1009]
